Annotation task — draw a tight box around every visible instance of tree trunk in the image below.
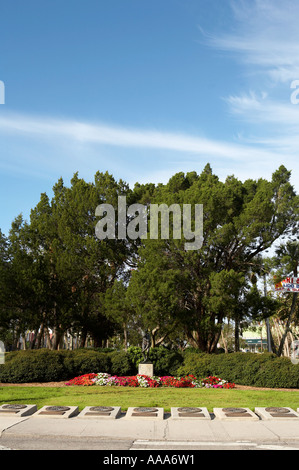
[52,327,63,350]
[268,320,277,354]
[35,324,44,349]
[234,316,240,352]
[79,329,87,348]
[11,328,18,351]
[123,324,128,351]
[273,318,281,350]
[45,328,52,349]
[29,329,38,349]
[221,329,228,353]
[277,293,298,357]
[209,328,222,353]
[151,326,159,348]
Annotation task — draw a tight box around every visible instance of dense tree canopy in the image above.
[127,164,298,352]
[0,164,298,353]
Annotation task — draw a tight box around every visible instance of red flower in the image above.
[66,373,97,386]
[65,372,235,389]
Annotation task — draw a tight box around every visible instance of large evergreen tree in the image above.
[128,165,298,352]
[0,164,297,352]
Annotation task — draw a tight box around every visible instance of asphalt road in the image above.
[1,435,299,451]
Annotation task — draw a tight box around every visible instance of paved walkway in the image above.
[1,411,299,450]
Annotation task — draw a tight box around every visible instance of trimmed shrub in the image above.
[0,349,69,383]
[0,349,112,383]
[148,347,184,376]
[127,346,184,376]
[63,349,112,378]
[109,350,135,376]
[1,348,299,388]
[177,352,299,388]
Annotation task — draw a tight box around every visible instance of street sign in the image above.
[275,277,299,292]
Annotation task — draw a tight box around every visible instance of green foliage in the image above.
[0,347,185,383]
[1,349,299,388]
[0,349,112,383]
[178,352,299,388]
[127,165,299,352]
[0,350,69,383]
[63,349,112,377]
[109,350,135,376]
[127,346,184,376]
[0,165,298,354]
[126,346,144,370]
[0,171,135,350]
[148,346,184,376]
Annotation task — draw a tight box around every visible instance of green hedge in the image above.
[0,346,179,383]
[0,350,70,383]
[1,348,299,388]
[127,346,184,376]
[177,351,299,388]
[0,349,114,383]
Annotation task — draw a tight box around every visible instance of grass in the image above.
[1,386,299,412]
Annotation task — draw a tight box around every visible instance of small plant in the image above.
[65,373,97,386]
[201,375,235,389]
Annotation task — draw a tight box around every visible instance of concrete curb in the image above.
[2,411,299,445]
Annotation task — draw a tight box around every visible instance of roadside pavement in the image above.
[1,410,299,450]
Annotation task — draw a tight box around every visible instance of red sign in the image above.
[275,277,299,292]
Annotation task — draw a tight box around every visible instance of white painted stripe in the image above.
[131,440,299,450]
[257,444,299,450]
[131,440,256,447]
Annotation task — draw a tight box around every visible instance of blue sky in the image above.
[0,0,299,236]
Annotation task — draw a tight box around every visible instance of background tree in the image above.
[0,171,137,349]
[0,164,297,353]
[128,165,298,352]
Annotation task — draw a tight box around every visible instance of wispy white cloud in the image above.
[224,90,299,168]
[0,111,281,162]
[197,0,299,193]
[206,0,299,84]
[201,1,299,161]
[0,110,298,196]
[226,91,299,126]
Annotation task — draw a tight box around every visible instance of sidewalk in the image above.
[1,411,299,449]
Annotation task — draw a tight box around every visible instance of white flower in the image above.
[94,372,111,386]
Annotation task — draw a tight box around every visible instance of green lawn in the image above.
[1,386,299,412]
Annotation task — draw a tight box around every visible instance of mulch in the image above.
[0,382,299,391]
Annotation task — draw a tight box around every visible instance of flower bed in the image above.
[65,373,235,389]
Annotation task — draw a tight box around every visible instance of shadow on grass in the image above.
[0,386,299,412]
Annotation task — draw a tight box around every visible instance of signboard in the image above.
[245,339,267,345]
[275,277,299,293]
